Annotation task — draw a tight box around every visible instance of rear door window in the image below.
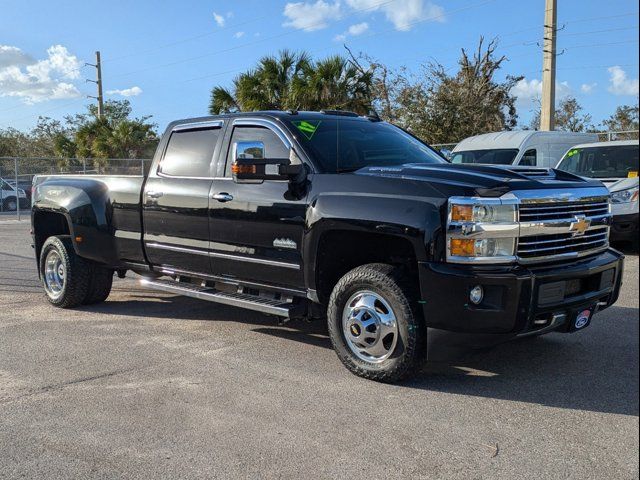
[159,127,221,177]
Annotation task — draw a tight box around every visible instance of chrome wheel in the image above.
[44,249,65,299]
[342,291,398,363]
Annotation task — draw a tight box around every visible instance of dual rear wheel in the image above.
[40,236,113,308]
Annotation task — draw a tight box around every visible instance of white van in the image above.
[556,140,639,244]
[451,131,598,168]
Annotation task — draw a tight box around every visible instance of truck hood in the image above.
[598,176,638,192]
[356,163,606,197]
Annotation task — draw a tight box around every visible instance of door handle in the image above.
[212,192,234,202]
[146,191,164,199]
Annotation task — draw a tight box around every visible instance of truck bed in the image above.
[32,174,146,266]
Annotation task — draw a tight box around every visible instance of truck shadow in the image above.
[82,296,638,417]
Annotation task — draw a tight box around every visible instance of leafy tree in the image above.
[529,96,593,132]
[360,38,521,143]
[65,100,158,163]
[601,104,639,138]
[209,50,373,114]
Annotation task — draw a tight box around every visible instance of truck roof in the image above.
[453,130,598,151]
[166,110,374,130]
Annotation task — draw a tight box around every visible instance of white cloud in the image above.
[334,22,369,42]
[234,31,245,38]
[0,44,82,104]
[0,45,33,69]
[607,66,639,96]
[348,22,369,36]
[106,86,143,97]
[283,0,342,31]
[580,83,596,94]
[511,78,571,106]
[213,12,225,27]
[346,0,445,31]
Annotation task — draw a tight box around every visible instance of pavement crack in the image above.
[0,365,148,405]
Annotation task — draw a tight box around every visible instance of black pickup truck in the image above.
[32,110,624,382]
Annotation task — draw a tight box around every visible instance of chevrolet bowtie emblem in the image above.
[570,215,591,236]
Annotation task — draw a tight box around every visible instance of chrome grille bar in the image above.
[511,189,611,264]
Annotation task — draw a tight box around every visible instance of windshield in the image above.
[557,145,639,179]
[285,118,445,173]
[451,149,519,165]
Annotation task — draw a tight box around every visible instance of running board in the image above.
[140,278,292,318]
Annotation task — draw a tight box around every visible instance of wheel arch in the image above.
[309,226,422,304]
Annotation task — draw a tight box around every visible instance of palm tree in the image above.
[305,55,373,114]
[209,50,310,114]
[209,51,373,114]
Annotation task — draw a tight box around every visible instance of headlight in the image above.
[450,203,516,223]
[610,186,639,204]
[447,198,518,264]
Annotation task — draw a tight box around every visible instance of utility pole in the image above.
[86,51,104,117]
[540,0,557,131]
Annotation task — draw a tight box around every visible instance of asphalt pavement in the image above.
[1,219,638,479]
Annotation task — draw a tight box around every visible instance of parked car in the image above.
[6,179,33,201]
[31,111,623,382]
[556,140,639,245]
[0,178,28,211]
[451,131,598,168]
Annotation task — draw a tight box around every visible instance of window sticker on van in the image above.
[566,149,579,157]
[628,171,638,178]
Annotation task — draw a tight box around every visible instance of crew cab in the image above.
[31,111,624,382]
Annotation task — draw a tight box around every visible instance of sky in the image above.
[1,0,638,134]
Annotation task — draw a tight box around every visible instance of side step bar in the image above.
[140,278,292,318]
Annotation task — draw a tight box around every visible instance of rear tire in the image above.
[82,266,113,305]
[327,263,426,383]
[3,197,17,211]
[40,236,91,308]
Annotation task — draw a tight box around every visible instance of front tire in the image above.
[327,263,426,383]
[40,236,91,308]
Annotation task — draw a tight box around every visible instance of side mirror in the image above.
[232,141,304,183]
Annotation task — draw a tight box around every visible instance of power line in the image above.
[103,13,274,63]
[108,0,405,79]
[150,0,496,87]
[560,25,638,37]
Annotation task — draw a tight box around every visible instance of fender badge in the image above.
[273,238,297,249]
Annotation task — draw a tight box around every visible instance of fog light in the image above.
[469,285,484,305]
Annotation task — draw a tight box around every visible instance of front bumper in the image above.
[418,248,624,335]
[611,212,639,242]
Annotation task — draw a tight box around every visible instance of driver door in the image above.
[208,119,307,289]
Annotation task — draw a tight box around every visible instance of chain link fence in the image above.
[0,157,152,219]
[1,129,638,219]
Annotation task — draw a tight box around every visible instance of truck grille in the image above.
[517,196,611,263]
[519,200,610,222]
[518,229,609,259]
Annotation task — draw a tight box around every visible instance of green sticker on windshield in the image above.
[566,149,579,157]
[292,120,321,140]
